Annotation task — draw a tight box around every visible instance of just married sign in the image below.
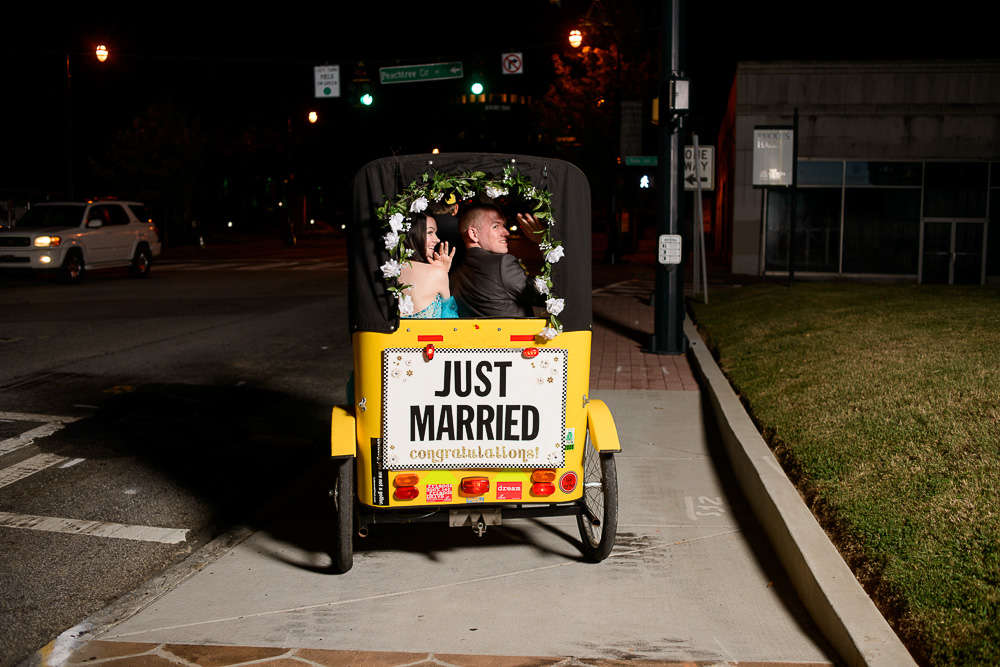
[381,348,567,470]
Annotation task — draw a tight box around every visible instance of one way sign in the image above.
[684,146,715,191]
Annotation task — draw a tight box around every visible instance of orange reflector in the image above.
[394,473,419,487]
[531,469,556,483]
[531,482,556,496]
[559,471,578,493]
[394,486,419,500]
[460,477,490,495]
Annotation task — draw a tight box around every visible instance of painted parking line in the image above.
[233,261,302,271]
[0,412,79,456]
[0,453,68,488]
[0,511,189,544]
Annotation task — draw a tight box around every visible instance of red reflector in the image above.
[559,471,578,493]
[531,482,556,496]
[395,486,419,500]
[460,477,490,495]
[522,347,539,358]
[424,344,435,360]
[510,335,535,341]
[417,335,444,341]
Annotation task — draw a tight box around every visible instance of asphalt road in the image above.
[0,250,351,666]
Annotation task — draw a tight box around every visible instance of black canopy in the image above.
[348,153,592,334]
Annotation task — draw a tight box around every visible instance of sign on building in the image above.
[752,128,794,186]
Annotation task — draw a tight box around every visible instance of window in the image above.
[842,189,921,274]
[765,189,842,273]
[924,162,988,218]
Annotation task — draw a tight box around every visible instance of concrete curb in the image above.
[684,317,916,667]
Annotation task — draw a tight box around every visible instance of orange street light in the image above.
[568,29,583,48]
[308,111,318,123]
[95,45,109,62]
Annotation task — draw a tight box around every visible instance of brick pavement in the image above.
[590,280,698,391]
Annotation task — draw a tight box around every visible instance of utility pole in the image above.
[650,0,687,354]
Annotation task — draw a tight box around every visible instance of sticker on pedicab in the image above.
[425,484,453,502]
[496,481,522,500]
[564,427,576,451]
[381,348,568,470]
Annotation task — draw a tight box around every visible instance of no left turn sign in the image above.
[502,52,523,75]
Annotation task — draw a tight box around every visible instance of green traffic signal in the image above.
[361,93,374,106]
[470,82,484,95]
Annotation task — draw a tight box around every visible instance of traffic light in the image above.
[470,81,484,95]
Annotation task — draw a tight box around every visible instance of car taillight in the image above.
[460,477,490,495]
[394,486,419,500]
[531,482,556,496]
[559,471,578,493]
[531,469,556,483]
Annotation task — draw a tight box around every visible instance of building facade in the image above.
[716,60,1000,284]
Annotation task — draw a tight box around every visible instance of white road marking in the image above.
[59,458,86,469]
[0,453,68,488]
[0,412,79,456]
[234,261,301,271]
[0,511,189,544]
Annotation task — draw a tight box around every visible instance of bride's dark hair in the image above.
[403,212,432,263]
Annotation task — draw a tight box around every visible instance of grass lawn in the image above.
[688,283,999,666]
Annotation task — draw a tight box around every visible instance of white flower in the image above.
[534,277,550,295]
[397,293,414,316]
[547,216,556,227]
[410,196,428,213]
[545,297,565,316]
[484,184,507,199]
[545,245,565,264]
[380,259,402,279]
[384,230,399,249]
[538,325,562,341]
[388,212,405,232]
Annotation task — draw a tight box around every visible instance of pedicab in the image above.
[330,153,621,573]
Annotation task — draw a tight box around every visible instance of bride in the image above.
[399,212,459,319]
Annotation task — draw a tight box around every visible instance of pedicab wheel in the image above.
[332,457,354,573]
[576,436,618,562]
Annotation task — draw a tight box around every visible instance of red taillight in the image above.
[460,477,490,495]
[424,344,435,360]
[559,471,578,493]
[531,482,556,496]
[394,486,419,500]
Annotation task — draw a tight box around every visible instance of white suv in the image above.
[0,200,161,283]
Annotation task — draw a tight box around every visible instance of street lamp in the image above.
[95,45,108,62]
[568,29,583,48]
[308,111,318,124]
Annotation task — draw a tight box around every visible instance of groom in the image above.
[451,204,545,318]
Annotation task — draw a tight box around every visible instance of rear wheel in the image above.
[129,245,152,278]
[57,251,84,284]
[576,435,618,562]
[332,457,354,573]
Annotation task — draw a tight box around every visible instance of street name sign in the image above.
[380,62,464,85]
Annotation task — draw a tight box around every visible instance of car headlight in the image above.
[34,236,61,247]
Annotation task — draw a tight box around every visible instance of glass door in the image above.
[921,220,985,285]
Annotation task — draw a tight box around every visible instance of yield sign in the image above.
[502,52,523,75]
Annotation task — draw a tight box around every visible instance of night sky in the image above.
[4,1,995,201]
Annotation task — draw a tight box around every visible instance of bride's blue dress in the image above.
[404,293,459,319]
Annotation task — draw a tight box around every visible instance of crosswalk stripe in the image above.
[0,453,67,489]
[0,511,189,544]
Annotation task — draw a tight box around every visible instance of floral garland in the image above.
[376,164,564,340]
